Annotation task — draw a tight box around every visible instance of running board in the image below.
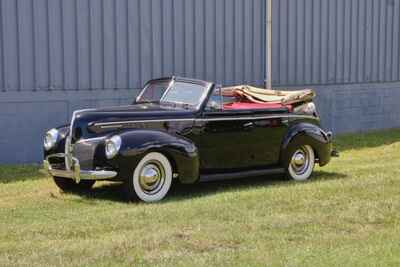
[199,168,285,182]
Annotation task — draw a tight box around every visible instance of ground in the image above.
[0,129,400,267]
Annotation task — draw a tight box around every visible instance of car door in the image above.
[187,85,290,173]
[191,110,289,172]
[190,110,258,172]
[246,113,288,166]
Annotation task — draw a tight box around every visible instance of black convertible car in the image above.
[43,77,336,202]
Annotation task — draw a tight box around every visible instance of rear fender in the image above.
[113,130,200,184]
[281,123,332,167]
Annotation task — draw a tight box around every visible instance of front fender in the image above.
[112,130,200,184]
[281,123,333,167]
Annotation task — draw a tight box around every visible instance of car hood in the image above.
[71,103,195,139]
[76,103,193,119]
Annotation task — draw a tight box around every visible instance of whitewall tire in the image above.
[286,145,315,181]
[126,152,173,202]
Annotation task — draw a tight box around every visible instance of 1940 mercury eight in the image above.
[43,77,336,202]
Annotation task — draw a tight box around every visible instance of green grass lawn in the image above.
[1,129,400,267]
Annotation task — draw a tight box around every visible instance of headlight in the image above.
[44,129,59,151]
[105,135,122,159]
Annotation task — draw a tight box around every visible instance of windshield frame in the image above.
[135,78,174,104]
[136,77,213,110]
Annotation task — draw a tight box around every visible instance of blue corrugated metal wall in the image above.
[272,0,400,86]
[0,0,266,91]
[2,0,400,90]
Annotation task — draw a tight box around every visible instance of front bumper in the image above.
[44,153,117,183]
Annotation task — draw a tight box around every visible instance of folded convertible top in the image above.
[222,85,316,105]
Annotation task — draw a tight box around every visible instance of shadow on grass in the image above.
[73,170,347,203]
[0,164,46,184]
[336,128,400,152]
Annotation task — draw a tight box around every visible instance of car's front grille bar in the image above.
[65,111,78,171]
[65,135,73,171]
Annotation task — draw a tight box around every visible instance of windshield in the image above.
[136,79,208,108]
[136,80,171,103]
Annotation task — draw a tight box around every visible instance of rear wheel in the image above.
[53,177,95,192]
[286,145,315,181]
[124,152,173,203]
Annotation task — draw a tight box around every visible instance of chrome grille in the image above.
[73,139,104,169]
[65,132,73,171]
[65,108,99,170]
[65,111,78,171]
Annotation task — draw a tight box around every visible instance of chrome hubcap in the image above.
[139,161,165,194]
[293,153,306,166]
[290,147,310,175]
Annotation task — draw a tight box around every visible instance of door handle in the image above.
[243,122,254,130]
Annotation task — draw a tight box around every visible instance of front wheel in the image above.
[124,152,173,203]
[53,177,95,192]
[286,145,315,181]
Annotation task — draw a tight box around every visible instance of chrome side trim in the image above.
[44,153,117,183]
[201,114,318,122]
[94,114,319,128]
[74,136,108,144]
[98,124,125,129]
[95,118,195,127]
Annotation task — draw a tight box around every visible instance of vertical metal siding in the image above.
[2,0,19,91]
[2,0,400,90]
[272,0,400,86]
[0,0,266,92]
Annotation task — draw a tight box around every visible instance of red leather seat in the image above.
[223,102,292,111]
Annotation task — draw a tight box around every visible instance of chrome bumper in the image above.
[43,153,117,183]
[326,131,339,157]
